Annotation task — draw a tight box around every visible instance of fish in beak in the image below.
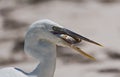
[51,26,103,60]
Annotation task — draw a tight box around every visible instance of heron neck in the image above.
[29,46,56,77]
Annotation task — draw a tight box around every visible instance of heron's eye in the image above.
[52,26,62,31]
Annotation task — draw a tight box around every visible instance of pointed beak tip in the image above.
[90,57,96,61]
[86,55,96,61]
[97,44,104,47]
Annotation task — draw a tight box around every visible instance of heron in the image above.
[0,19,102,77]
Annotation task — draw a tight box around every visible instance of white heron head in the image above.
[25,19,102,60]
[30,19,63,32]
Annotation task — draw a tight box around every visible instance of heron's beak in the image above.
[52,26,103,47]
[52,26,103,60]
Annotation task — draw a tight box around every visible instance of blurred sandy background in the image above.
[0,0,120,77]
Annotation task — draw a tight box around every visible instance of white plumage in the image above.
[0,67,28,77]
[0,19,102,77]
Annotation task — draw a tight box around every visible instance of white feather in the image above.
[0,67,28,77]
